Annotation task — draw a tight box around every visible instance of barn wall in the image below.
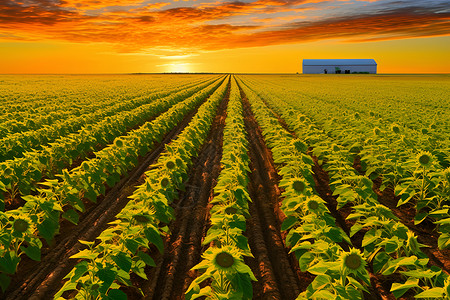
[303,65,377,74]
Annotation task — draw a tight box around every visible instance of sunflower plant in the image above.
[186,245,256,300]
[296,246,370,300]
[395,151,445,226]
[0,210,42,292]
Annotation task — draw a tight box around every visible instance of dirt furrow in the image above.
[4,92,213,300]
[141,81,229,300]
[239,85,305,300]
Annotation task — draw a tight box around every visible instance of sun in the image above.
[167,63,191,73]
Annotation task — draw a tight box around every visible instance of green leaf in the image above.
[107,289,127,300]
[0,272,11,293]
[298,252,314,272]
[144,226,164,254]
[308,261,331,276]
[78,240,95,247]
[347,276,369,293]
[437,233,450,249]
[325,227,343,243]
[235,262,257,281]
[97,268,117,295]
[311,274,332,291]
[70,249,98,260]
[385,237,400,254]
[311,290,335,299]
[37,218,59,243]
[281,216,298,231]
[192,286,212,300]
[350,223,364,237]
[112,252,132,273]
[62,209,80,225]
[414,212,428,225]
[362,229,379,247]
[71,261,89,282]
[0,251,20,274]
[53,281,77,299]
[373,252,389,274]
[124,239,139,254]
[414,287,445,298]
[390,278,420,298]
[20,245,41,261]
[137,251,156,267]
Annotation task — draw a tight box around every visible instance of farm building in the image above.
[303,59,377,74]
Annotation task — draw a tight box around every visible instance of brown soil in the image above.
[135,80,230,300]
[3,87,214,300]
[239,84,309,300]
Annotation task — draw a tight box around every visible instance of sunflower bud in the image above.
[307,198,319,211]
[417,151,433,168]
[391,124,400,134]
[13,219,29,233]
[225,206,238,215]
[215,252,235,268]
[160,177,170,188]
[292,180,306,193]
[4,168,12,176]
[340,248,366,275]
[165,160,176,170]
[115,139,124,148]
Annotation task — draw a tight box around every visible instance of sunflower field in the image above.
[0,74,449,300]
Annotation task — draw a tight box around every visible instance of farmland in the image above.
[0,74,449,300]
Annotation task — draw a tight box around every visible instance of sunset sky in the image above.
[1,0,449,73]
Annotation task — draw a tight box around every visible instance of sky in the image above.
[0,0,449,73]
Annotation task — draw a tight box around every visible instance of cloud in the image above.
[0,0,448,55]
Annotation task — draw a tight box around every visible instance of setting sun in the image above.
[164,62,192,73]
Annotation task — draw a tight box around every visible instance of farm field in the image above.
[0,74,450,300]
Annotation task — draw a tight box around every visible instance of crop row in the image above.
[186,76,256,300]
[0,76,226,293]
[54,75,230,299]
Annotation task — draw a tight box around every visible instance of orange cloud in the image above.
[0,0,449,56]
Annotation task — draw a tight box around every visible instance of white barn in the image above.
[303,59,377,74]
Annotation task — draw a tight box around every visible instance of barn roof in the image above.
[303,59,377,66]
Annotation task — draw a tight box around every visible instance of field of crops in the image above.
[0,74,449,300]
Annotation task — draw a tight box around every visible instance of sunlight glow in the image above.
[164,63,191,73]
